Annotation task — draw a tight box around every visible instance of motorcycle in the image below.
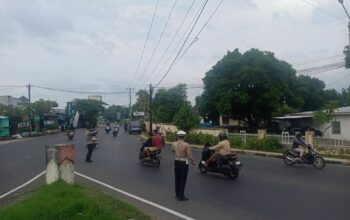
[198,143,242,180]
[105,126,111,134]
[67,130,75,140]
[138,146,161,168]
[113,127,119,137]
[283,145,326,169]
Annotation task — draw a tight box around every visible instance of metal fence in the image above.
[228,132,350,148]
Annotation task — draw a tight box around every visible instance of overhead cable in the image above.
[129,0,160,87]
[32,85,128,95]
[134,0,179,88]
[154,0,210,87]
[141,0,197,87]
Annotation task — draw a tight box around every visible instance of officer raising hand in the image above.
[171,130,196,201]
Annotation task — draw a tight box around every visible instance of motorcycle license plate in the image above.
[235,161,242,166]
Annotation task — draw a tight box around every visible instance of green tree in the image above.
[173,102,200,132]
[196,49,301,129]
[133,90,149,113]
[340,86,350,106]
[153,84,187,123]
[104,105,126,122]
[73,99,106,127]
[31,99,58,115]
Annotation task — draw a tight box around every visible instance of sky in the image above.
[0,0,349,108]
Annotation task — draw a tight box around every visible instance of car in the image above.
[128,121,142,135]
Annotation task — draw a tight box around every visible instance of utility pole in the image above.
[28,84,32,136]
[338,0,350,67]
[149,84,153,132]
[126,88,134,120]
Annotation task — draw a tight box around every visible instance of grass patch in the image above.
[0,181,151,220]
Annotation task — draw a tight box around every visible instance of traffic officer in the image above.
[171,130,196,201]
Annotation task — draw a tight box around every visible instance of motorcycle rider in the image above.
[143,129,162,160]
[105,122,111,133]
[202,131,233,167]
[292,132,309,161]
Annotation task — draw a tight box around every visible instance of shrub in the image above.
[228,136,244,149]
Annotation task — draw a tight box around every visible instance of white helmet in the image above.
[176,130,186,136]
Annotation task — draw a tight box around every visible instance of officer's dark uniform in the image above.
[171,132,195,201]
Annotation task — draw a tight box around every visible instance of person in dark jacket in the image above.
[85,125,98,162]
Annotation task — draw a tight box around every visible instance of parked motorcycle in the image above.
[67,130,75,140]
[139,147,161,168]
[198,143,242,180]
[283,145,325,169]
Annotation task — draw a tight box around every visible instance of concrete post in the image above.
[258,129,266,140]
[46,144,75,185]
[305,131,315,146]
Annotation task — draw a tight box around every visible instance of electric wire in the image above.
[137,0,197,88]
[174,0,224,67]
[154,0,210,87]
[129,0,160,87]
[301,0,346,22]
[31,85,128,95]
[133,0,179,88]
[146,0,203,87]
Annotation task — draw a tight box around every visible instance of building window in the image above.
[331,121,341,134]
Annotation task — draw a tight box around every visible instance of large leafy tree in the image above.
[196,48,345,129]
[73,99,106,127]
[31,99,58,115]
[173,102,200,132]
[153,84,187,123]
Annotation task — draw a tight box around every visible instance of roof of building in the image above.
[274,106,350,120]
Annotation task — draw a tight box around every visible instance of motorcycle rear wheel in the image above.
[198,163,208,174]
[312,156,325,169]
[283,153,296,166]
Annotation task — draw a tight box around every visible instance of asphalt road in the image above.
[0,129,349,220]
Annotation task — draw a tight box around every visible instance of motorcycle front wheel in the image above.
[312,156,326,169]
[154,158,160,168]
[198,163,208,174]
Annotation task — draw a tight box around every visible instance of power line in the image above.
[146,0,207,87]
[174,0,224,67]
[327,73,350,87]
[296,61,345,74]
[133,0,179,88]
[138,0,197,89]
[301,0,346,23]
[0,85,27,88]
[155,0,210,87]
[292,54,344,66]
[129,0,160,87]
[32,85,128,95]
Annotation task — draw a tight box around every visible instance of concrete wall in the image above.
[312,115,350,139]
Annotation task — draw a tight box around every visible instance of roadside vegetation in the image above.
[0,181,151,220]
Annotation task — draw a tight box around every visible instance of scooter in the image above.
[139,147,161,168]
[105,126,111,134]
[67,130,75,140]
[113,127,119,137]
[283,145,325,169]
[199,143,242,180]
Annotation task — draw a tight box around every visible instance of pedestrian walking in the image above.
[171,130,196,201]
[85,125,98,162]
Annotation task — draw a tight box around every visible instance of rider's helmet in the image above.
[176,130,186,137]
[295,132,301,138]
[218,131,228,141]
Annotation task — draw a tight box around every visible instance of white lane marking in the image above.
[0,171,46,199]
[74,171,195,220]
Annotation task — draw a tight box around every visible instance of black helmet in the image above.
[295,132,301,138]
[218,131,228,141]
